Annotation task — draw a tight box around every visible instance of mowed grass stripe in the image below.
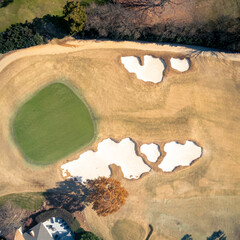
[13,82,95,164]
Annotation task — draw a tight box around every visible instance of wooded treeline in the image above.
[0,1,239,53]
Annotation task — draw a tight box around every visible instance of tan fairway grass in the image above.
[0,38,240,239]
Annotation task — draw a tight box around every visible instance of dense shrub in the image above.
[78,232,101,240]
[0,23,45,53]
[74,228,101,240]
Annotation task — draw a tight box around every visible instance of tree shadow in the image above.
[145,224,153,240]
[0,0,13,8]
[181,234,193,240]
[31,14,69,40]
[44,179,92,213]
[207,230,226,240]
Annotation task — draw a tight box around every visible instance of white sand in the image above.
[61,138,151,182]
[121,55,165,83]
[158,141,202,172]
[170,57,190,72]
[140,143,161,162]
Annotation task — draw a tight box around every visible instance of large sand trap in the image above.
[158,141,202,172]
[121,55,165,83]
[140,143,161,162]
[61,138,151,182]
[170,57,190,72]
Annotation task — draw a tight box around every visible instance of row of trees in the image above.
[0,0,239,53]
[83,3,240,51]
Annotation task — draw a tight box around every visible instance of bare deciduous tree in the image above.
[111,0,180,14]
[85,3,144,39]
[0,202,28,237]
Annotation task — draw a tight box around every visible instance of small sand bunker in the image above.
[140,143,161,162]
[121,55,165,83]
[61,138,151,182]
[170,58,190,72]
[158,141,202,172]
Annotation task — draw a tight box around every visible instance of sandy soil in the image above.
[121,55,165,83]
[0,38,240,239]
[170,58,190,72]
[140,143,161,163]
[158,141,202,172]
[61,138,151,182]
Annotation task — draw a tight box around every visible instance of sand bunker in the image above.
[158,141,202,172]
[61,138,151,182]
[121,55,165,83]
[170,58,190,72]
[140,143,161,162]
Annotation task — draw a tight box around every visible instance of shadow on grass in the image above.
[44,179,91,213]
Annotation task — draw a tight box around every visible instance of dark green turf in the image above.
[13,83,95,164]
[0,192,45,211]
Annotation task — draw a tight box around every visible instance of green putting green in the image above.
[13,82,95,165]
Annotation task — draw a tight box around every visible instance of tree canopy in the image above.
[86,177,128,216]
[0,23,44,53]
[63,1,87,34]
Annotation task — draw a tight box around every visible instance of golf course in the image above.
[0,39,240,239]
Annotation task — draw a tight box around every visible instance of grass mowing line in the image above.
[12,82,95,165]
[0,192,45,211]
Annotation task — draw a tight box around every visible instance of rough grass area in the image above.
[111,219,146,240]
[0,192,45,211]
[13,82,95,165]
